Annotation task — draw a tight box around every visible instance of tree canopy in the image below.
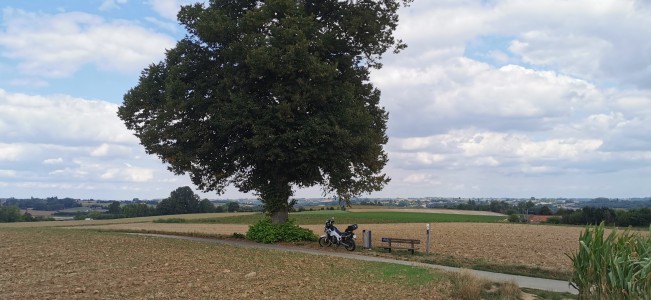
[118,0,412,223]
[156,186,201,215]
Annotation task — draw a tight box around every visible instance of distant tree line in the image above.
[72,186,251,220]
[452,200,552,216]
[2,197,81,211]
[1,187,255,223]
[452,199,651,227]
[579,197,651,209]
[0,206,54,222]
[553,207,651,227]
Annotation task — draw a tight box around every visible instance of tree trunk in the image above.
[270,209,288,224]
[260,177,293,224]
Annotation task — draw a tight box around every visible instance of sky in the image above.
[1,0,650,200]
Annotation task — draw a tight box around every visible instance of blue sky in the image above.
[1,0,651,200]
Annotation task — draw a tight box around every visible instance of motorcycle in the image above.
[318,218,357,251]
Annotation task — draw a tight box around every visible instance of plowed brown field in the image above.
[81,222,581,273]
[1,228,452,299]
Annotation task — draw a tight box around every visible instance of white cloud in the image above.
[0,89,184,198]
[100,167,153,182]
[374,58,605,136]
[43,157,64,164]
[99,0,128,11]
[0,89,138,145]
[392,0,651,88]
[0,143,28,161]
[146,0,200,21]
[0,8,175,78]
[0,169,16,177]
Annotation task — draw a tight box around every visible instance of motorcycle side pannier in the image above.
[346,224,358,232]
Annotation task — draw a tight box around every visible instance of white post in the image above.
[426,223,430,255]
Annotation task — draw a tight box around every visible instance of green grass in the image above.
[361,262,443,287]
[188,211,505,225]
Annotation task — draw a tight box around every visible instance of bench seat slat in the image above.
[383,246,416,250]
[381,237,421,254]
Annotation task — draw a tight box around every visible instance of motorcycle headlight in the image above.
[353,234,357,239]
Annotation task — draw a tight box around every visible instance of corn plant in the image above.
[568,222,651,299]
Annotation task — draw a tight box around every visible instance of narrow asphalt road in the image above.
[131,233,578,295]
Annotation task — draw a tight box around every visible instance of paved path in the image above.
[131,233,578,295]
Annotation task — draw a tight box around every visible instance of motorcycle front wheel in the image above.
[318,236,331,247]
[344,239,356,251]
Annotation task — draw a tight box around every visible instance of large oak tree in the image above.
[118,0,411,223]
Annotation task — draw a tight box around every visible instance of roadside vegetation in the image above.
[569,222,651,299]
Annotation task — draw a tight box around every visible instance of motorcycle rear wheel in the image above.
[318,236,331,247]
[344,239,356,251]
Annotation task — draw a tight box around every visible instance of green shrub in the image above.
[0,205,21,222]
[507,214,520,223]
[545,216,561,224]
[246,219,317,243]
[569,222,651,299]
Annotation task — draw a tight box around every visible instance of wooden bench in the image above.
[381,237,420,254]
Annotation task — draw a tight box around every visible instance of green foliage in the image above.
[507,214,520,223]
[122,203,155,218]
[546,216,562,224]
[0,205,22,222]
[539,205,553,215]
[198,199,215,213]
[246,219,317,244]
[556,206,651,227]
[156,186,201,215]
[226,202,240,213]
[615,207,651,227]
[569,222,651,299]
[118,0,413,222]
[107,201,122,214]
[1,197,81,211]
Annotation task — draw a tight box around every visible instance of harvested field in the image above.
[0,212,254,228]
[0,227,452,299]
[76,222,250,236]
[78,222,581,273]
[311,223,582,273]
[348,208,506,216]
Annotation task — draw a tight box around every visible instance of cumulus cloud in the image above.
[0,8,175,78]
[0,89,189,198]
[374,58,605,137]
[391,0,651,87]
[0,89,137,145]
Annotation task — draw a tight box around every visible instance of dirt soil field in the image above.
[79,222,581,273]
[0,212,254,228]
[1,228,452,299]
